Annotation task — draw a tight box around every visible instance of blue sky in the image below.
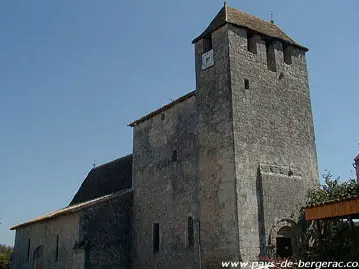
[0,0,358,246]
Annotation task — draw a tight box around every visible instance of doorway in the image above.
[276,237,292,258]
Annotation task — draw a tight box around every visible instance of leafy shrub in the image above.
[301,172,359,261]
[0,244,13,269]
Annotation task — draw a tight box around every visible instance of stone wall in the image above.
[193,22,318,263]
[228,25,319,260]
[195,25,241,268]
[79,192,133,269]
[132,95,199,269]
[12,213,80,269]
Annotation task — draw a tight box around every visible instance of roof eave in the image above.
[10,189,133,230]
[191,22,227,44]
[306,195,359,209]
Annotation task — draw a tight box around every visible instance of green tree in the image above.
[307,171,359,204]
[301,172,359,261]
[0,244,13,269]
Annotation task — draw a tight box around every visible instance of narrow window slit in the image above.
[27,238,31,262]
[247,32,257,54]
[172,150,177,162]
[283,44,292,65]
[266,41,277,72]
[153,223,160,253]
[188,216,194,247]
[55,235,59,261]
[244,79,249,89]
[203,35,212,53]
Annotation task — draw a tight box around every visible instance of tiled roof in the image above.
[10,189,133,230]
[306,195,359,208]
[192,4,308,51]
[69,154,132,206]
[128,91,195,127]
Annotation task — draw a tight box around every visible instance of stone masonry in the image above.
[11,4,319,269]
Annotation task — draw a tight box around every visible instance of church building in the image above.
[11,4,318,269]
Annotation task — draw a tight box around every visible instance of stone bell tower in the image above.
[193,4,318,265]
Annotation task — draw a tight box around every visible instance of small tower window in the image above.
[172,150,177,162]
[247,32,257,54]
[266,41,277,72]
[153,223,160,253]
[244,79,249,89]
[283,45,292,65]
[55,235,59,261]
[27,238,31,262]
[203,35,212,53]
[188,217,194,247]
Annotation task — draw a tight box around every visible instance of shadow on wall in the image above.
[256,167,267,258]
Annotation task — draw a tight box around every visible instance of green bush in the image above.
[301,172,359,261]
[0,244,13,269]
[307,171,359,205]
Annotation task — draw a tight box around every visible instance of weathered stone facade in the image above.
[11,167,133,269]
[11,4,318,269]
[227,24,318,260]
[195,25,240,266]
[79,191,132,269]
[133,94,200,269]
[12,213,80,269]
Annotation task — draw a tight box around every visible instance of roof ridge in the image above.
[91,154,132,171]
[228,6,271,29]
[192,5,307,51]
